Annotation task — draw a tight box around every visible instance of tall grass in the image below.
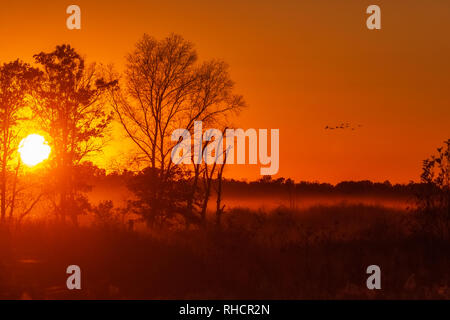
[0,204,449,299]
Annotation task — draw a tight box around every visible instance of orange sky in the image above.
[0,0,449,183]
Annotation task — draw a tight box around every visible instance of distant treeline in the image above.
[221,178,419,197]
[81,163,420,197]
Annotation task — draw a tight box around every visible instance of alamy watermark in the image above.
[171,121,279,175]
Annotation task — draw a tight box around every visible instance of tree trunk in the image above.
[9,158,20,220]
[186,163,200,219]
[215,166,225,227]
[201,161,217,225]
[1,127,8,222]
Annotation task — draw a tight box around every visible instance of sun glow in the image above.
[18,134,51,166]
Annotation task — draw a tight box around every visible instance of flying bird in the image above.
[324,122,363,131]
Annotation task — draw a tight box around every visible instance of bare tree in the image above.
[197,128,230,226]
[106,34,245,225]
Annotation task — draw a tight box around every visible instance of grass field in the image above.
[1,202,449,299]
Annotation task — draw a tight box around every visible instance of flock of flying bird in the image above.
[324,122,363,131]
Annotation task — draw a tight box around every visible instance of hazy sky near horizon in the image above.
[0,0,449,183]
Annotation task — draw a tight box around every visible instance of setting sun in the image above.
[18,134,51,166]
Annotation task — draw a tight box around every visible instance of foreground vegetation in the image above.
[1,203,449,299]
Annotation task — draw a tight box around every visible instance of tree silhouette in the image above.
[31,45,116,224]
[0,60,41,221]
[106,34,245,225]
[416,139,450,239]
